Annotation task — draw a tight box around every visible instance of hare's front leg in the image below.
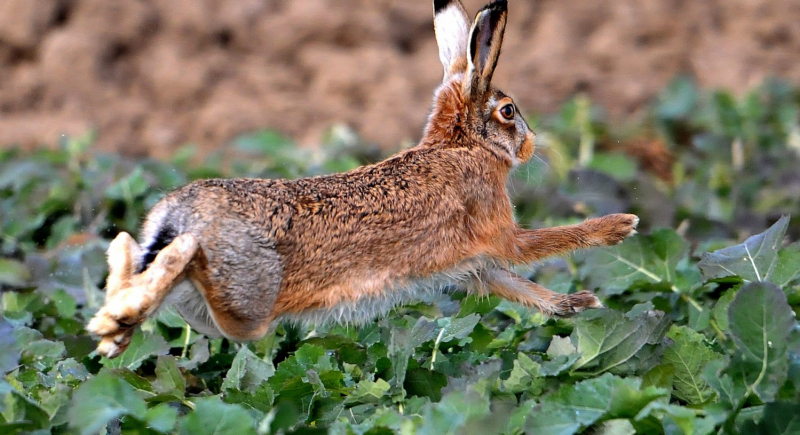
[500,213,639,264]
[87,232,198,357]
[481,269,602,316]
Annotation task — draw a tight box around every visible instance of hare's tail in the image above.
[137,222,178,274]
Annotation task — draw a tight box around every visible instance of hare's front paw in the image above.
[584,213,639,247]
[553,290,603,316]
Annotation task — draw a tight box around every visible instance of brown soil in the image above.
[1,0,798,157]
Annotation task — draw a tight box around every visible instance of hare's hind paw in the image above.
[88,233,199,358]
[584,213,639,247]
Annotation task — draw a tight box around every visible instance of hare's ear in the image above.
[434,0,470,80]
[465,0,507,99]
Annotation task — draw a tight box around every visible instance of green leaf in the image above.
[739,401,800,435]
[178,337,210,370]
[68,370,147,435]
[662,325,721,404]
[726,281,795,402]
[769,243,800,288]
[0,318,20,374]
[501,353,545,395]
[0,259,30,287]
[698,215,788,283]
[594,419,636,435]
[712,287,737,332]
[222,346,275,394]
[0,380,51,430]
[634,401,715,435]
[345,379,391,405]
[145,403,178,433]
[657,75,697,120]
[101,329,170,370]
[438,314,480,344]
[457,295,500,317]
[153,355,186,398]
[179,397,256,435]
[415,389,491,435]
[525,374,668,435]
[404,368,447,401]
[581,229,689,295]
[571,308,670,374]
[588,152,638,182]
[105,166,149,201]
[223,383,274,414]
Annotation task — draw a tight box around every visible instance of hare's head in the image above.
[424,0,534,166]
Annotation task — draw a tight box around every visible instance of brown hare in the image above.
[87,0,639,358]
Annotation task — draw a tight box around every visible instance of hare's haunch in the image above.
[87,0,639,358]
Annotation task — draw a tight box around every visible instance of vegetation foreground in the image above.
[1,78,800,434]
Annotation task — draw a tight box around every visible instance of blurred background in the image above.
[0,0,798,156]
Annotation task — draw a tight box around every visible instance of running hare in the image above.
[88,0,638,358]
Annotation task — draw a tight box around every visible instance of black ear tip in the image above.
[433,0,454,13]
[482,0,508,13]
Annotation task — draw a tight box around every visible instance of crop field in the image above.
[1,78,799,434]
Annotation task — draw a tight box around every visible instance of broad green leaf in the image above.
[68,370,147,435]
[769,243,800,288]
[525,374,668,435]
[501,353,544,395]
[662,325,721,404]
[146,403,178,433]
[657,75,698,120]
[222,346,274,394]
[345,379,391,405]
[101,329,170,370]
[105,166,149,201]
[178,337,210,370]
[581,229,689,295]
[269,344,328,388]
[415,389,491,435]
[0,318,20,374]
[457,295,500,317]
[698,215,788,283]
[438,314,480,343]
[571,308,670,374]
[702,360,747,409]
[712,287,737,332]
[0,259,30,287]
[153,355,186,398]
[641,364,674,391]
[223,383,274,414]
[634,401,715,435]
[404,368,447,401]
[0,380,51,430]
[179,397,256,435]
[739,401,800,435]
[388,317,437,398]
[594,419,636,435]
[588,152,638,182]
[727,282,794,402]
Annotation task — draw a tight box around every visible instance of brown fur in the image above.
[87,0,638,358]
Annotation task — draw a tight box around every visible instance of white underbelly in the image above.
[164,279,224,338]
[278,259,488,326]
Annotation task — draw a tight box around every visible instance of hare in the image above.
[87,0,639,358]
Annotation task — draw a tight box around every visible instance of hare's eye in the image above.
[499,104,515,120]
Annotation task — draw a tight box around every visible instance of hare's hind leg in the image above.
[481,268,601,316]
[87,232,198,358]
